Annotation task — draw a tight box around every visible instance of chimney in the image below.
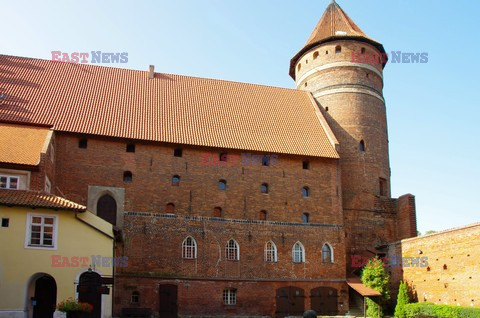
[148,65,155,79]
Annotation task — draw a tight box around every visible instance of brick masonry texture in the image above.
[54,133,342,224]
[387,223,480,309]
[114,276,347,317]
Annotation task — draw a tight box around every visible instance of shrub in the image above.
[394,281,410,318]
[361,257,390,318]
[57,298,93,313]
[404,302,480,318]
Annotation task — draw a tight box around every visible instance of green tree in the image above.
[361,257,390,318]
[424,230,437,235]
[394,281,410,318]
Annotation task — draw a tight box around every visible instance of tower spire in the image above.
[289,1,386,79]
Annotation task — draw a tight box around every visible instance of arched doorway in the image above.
[78,271,102,318]
[96,194,117,225]
[275,286,305,317]
[32,275,57,318]
[310,287,338,315]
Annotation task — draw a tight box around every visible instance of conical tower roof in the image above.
[289,0,386,79]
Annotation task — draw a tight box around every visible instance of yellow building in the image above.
[0,189,115,318]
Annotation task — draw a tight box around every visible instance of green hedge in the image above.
[404,303,480,318]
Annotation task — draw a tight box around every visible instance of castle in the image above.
[0,1,419,317]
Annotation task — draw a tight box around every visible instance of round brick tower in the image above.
[290,0,391,211]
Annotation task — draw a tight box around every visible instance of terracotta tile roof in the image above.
[0,123,51,166]
[347,276,382,297]
[0,55,339,159]
[290,1,386,79]
[0,189,86,212]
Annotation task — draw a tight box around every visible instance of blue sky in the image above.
[2,0,479,233]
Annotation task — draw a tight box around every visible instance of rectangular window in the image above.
[174,148,183,157]
[45,177,51,194]
[0,175,19,190]
[223,289,237,305]
[302,160,310,170]
[26,214,57,249]
[1,218,9,227]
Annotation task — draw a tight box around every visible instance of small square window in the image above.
[131,291,140,304]
[126,143,136,153]
[124,171,133,183]
[261,183,269,194]
[302,161,310,170]
[79,138,88,149]
[262,156,270,166]
[172,175,180,186]
[174,148,183,157]
[1,218,9,227]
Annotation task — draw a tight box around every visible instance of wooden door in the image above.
[275,286,305,317]
[310,287,338,315]
[33,275,57,318]
[159,284,178,318]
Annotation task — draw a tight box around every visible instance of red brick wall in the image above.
[114,276,348,317]
[387,223,480,308]
[396,194,417,239]
[54,133,342,224]
[119,214,345,280]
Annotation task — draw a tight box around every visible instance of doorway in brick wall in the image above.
[310,287,338,315]
[275,286,305,317]
[159,284,178,318]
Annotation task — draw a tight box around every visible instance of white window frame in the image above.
[45,176,52,194]
[131,291,140,304]
[223,288,237,305]
[292,241,305,263]
[265,241,277,263]
[225,239,240,261]
[182,236,197,259]
[25,213,58,250]
[0,174,20,190]
[322,243,334,263]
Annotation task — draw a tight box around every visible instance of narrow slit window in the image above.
[360,140,366,152]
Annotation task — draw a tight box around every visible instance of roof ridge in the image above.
[0,54,301,93]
